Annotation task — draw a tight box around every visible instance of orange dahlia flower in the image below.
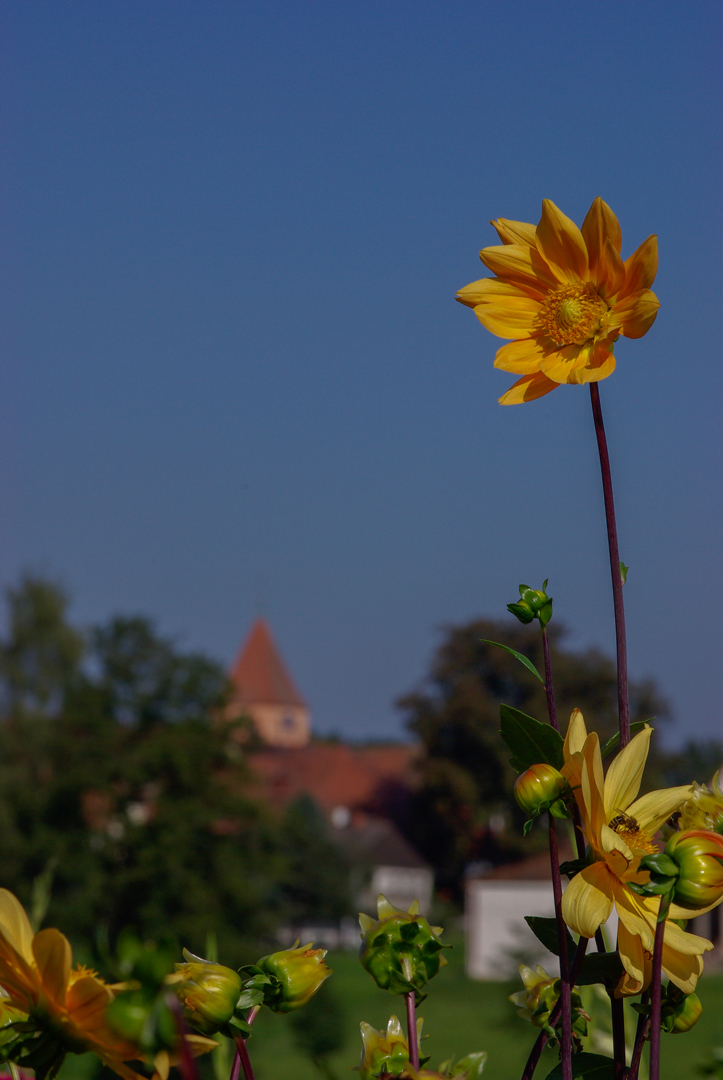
[456,198,659,404]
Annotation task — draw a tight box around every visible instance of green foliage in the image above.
[0,576,330,964]
[524,916,574,959]
[289,981,346,1078]
[544,1052,615,1079]
[499,706,564,772]
[277,796,352,923]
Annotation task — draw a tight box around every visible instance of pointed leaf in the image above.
[499,705,564,771]
[481,640,544,684]
[619,562,628,586]
[599,721,650,759]
[525,916,574,958]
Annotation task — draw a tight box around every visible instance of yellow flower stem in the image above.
[548,815,572,1080]
[589,384,630,748]
[520,938,589,1080]
[648,913,666,1080]
[540,626,559,732]
[230,1007,260,1080]
[627,992,650,1080]
[405,991,420,1071]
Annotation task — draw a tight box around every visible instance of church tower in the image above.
[226,619,311,748]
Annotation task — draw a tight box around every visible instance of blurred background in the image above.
[1,2,721,1078]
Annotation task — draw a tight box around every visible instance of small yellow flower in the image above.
[0,889,144,1080]
[559,712,712,996]
[357,1014,418,1079]
[456,198,659,404]
[509,964,559,1028]
[678,772,723,834]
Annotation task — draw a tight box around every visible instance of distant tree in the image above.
[0,576,84,718]
[277,796,351,924]
[397,617,670,891]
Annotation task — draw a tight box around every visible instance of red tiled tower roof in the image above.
[229,619,306,708]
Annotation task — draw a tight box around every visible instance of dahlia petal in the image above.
[617,920,647,995]
[626,785,693,837]
[620,235,658,297]
[568,346,616,385]
[0,889,35,965]
[473,301,540,339]
[581,199,624,296]
[564,708,588,758]
[456,278,536,308]
[479,243,558,292]
[490,218,538,247]
[610,288,660,339]
[493,338,551,374]
[614,886,655,952]
[561,861,614,938]
[603,727,652,821]
[538,344,589,384]
[662,950,704,996]
[597,238,626,299]
[535,199,589,283]
[33,927,71,1007]
[580,733,606,841]
[498,372,559,405]
[663,919,713,957]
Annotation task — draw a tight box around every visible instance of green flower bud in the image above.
[509,965,589,1046]
[664,830,723,910]
[514,764,568,817]
[173,949,243,1035]
[357,1014,415,1079]
[256,941,332,1013]
[508,583,553,627]
[670,991,703,1034]
[358,896,447,1000]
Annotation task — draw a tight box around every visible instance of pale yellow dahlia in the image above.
[559,712,711,996]
[456,198,659,404]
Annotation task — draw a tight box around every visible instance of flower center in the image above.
[539,283,608,346]
[608,812,658,854]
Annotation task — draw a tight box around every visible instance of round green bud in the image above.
[664,830,723,910]
[257,942,332,1013]
[514,764,568,817]
[670,992,703,1034]
[358,896,447,999]
[174,951,243,1035]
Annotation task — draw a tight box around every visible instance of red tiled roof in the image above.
[476,838,573,881]
[249,742,418,814]
[229,619,306,707]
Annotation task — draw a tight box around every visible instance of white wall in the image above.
[465,879,619,980]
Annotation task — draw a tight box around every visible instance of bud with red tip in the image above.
[664,830,723,911]
[514,764,570,823]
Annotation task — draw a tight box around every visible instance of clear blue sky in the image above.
[2,1,721,745]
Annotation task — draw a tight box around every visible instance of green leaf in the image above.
[599,721,650,759]
[481,640,544,684]
[544,1052,615,1079]
[620,562,628,586]
[525,916,574,959]
[576,951,624,987]
[234,988,265,1011]
[499,704,564,772]
[559,858,587,879]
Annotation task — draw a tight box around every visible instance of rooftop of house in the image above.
[229,618,306,708]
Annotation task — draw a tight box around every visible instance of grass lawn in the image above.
[245,942,723,1080]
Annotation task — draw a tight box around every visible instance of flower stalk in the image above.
[405,992,420,1071]
[230,1006,259,1080]
[520,938,589,1080]
[589,383,630,748]
[648,913,666,1080]
[541,626,558,732]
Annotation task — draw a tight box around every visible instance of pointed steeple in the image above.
[227,619,310,747]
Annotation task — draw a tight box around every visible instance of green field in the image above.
[245,944,723,1080]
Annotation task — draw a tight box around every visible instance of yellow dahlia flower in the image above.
[456,198,659,404]
[559,713,711,995]
[0,889,146,1080]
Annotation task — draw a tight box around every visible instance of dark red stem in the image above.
[648,916,666,1080]
[520,938,588,1080]
[405,991,419,1070]
[541,627,559,731]
[589,383,629,748]
[611,996,626,1079]
[231,1005,260,1080]
[626,993,650,1080]
[548,816,571,1080]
